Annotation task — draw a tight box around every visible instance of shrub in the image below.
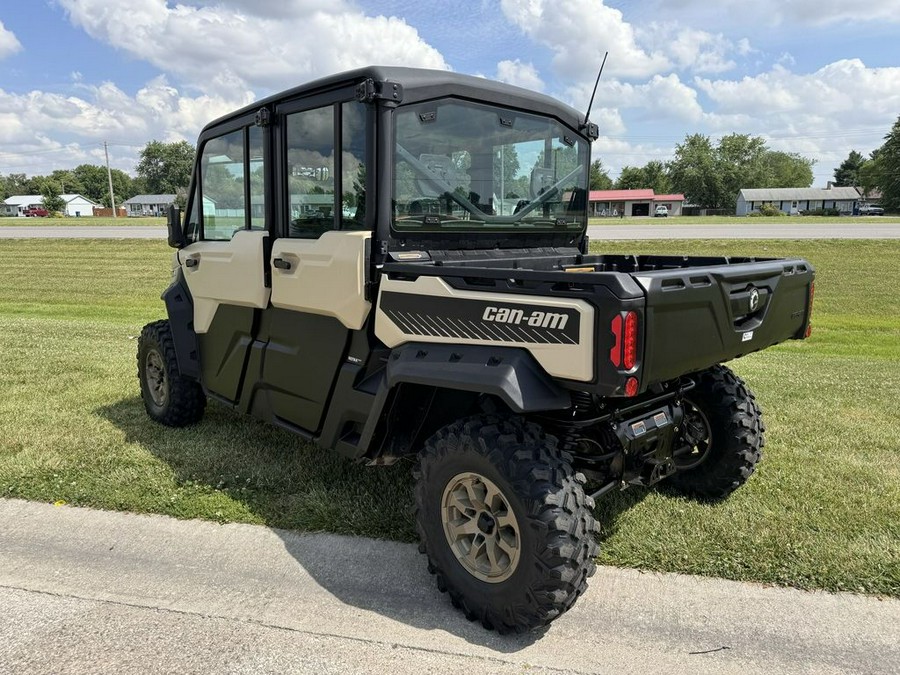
[758,203,782,216]
[801,208,842,217]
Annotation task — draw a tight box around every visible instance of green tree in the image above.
[48,169,84,196]
[589,159,613,190]
[136,140,195,194]
[40,182,66,214]
[833,150,867,188]
[716,134,769,212]
[858,148,882,200]
[72,164,135,206]
[764,151,814,188]
[668,134,719,208]
[3,174,27,196]
[668,133,814,210]
[0,173,31,199]
[615,165,645,190]
[874,117,900,211]
[640,160,673,194]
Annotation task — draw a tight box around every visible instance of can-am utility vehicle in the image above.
[139,66,814,633]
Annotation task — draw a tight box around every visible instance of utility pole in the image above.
[104,141,117,219]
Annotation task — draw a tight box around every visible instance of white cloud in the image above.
[495,59,544,92]
[652,0,900,26]
[0,20,22,60]
[688,59,900,182]
[500,0,670,81]
[577,58,900,183]
[566,73,705,125]
[640,26,744,74]
[57,0,448,97]
[0,77,250,175]
[696,60,900,121]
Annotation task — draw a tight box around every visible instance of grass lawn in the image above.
[0,238,897,596]
[589,215,900,225]
[0,216,165,227]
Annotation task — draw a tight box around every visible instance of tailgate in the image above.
[633,258,814,385]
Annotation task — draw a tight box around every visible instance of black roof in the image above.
[202,66,589,135]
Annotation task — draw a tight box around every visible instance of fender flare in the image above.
[161,267,202,380]
[343,342,572,460]
[385,342,570,413]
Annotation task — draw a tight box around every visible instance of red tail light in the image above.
[610,311,639,370]
[805,281,815,338]
[623,311,638,369]
[625,377,639,397]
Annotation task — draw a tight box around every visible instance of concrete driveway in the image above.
[1,499,897,674]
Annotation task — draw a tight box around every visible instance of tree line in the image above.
[589,132,816,212]
[6,117,899,215]
[0,140,195,213]
[831,115,900,211]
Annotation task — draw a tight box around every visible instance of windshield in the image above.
[392,99,588,233]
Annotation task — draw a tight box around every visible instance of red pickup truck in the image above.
[23,207,49,217]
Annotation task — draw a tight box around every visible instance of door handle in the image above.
[273,257,292,270]
[185,257,199,268]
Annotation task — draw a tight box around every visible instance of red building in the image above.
[589,190,685,217]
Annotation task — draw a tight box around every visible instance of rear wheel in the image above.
[414,414,599,633]
[667,364,764,500]
[137,320,206,427]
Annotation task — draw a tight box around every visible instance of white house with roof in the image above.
[1,195,43,216]
[122,194,177,217]
[2,194,98,217]
[736,187,860,216]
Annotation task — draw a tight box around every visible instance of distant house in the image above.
[589,190,685,217]
[123,194,176,217]
[736,187,860,216]
[60,194,98,217]
[2,194,97,217]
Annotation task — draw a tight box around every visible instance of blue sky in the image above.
[1,0,898,185]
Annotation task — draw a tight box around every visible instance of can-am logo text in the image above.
[482,306,570,330]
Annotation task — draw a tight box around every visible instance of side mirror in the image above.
[167,205,185,249]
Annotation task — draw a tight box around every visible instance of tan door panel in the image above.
[179,230,271,333]
[270,231,371,330]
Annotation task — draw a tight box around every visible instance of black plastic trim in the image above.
[385,342,570,413]
[161,267,201,380]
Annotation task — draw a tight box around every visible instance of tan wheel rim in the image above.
[145,350,168,407]
[441,472,521,583]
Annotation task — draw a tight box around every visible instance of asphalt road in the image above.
[1,499,897,674]
[1,222,899,239]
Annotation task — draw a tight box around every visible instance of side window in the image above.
[201,129,245,241]
[341,102,366,229]
[248,125,266,230]
[286,107,335,238]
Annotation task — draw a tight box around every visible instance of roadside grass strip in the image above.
[588,215,900,225]
[0,238,897,596]
[0,216,165,227]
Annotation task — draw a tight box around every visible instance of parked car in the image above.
[859,204,884,216]
[654,205,669,217]
[23,207,49,217]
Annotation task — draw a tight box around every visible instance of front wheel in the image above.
[414,414,599,633]
[137,320,206,427]
[666,365,765,500]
